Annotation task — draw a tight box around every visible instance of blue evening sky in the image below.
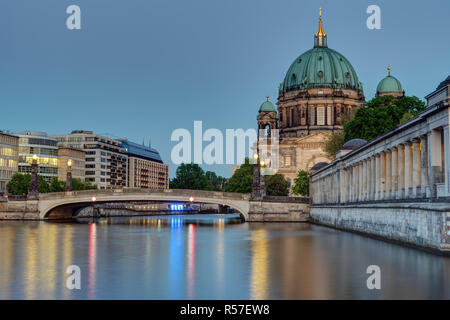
[0,0,448,178]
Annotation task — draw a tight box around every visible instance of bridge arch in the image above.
[38,189,250,221]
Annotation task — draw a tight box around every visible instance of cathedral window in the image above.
[310,107,316,125]
[284,156,291,167]
[317,107,325,125]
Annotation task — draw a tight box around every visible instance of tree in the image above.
[323,130,345,160]
[7,173,30,195]
[37,176,50,193]
[292,170,310,196]
[344,95,425,142]
[265,173,289,196]
[322,109,355,159]
[72,178,97,191]
[6,173,50,194]
[205,171,226,191]
[224,158,253,193]
[170,163,209,190]
[49,177,66,192]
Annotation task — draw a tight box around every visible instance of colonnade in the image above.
[311,125,450,204]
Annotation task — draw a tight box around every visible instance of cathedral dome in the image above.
[341,138,367,151]
[259,98,276,112]
[376,73,403,94]
[280,13,363,94]
[280,47,363,93]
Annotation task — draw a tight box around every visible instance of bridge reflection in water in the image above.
[0,215,449,299]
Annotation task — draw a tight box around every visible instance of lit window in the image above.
[285,156,291,167]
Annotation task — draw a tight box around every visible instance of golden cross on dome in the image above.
[266,95,270,100]
[387,66,391,76]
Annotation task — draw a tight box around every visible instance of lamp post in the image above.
[66,159,73,191]
[28,154,39,200]
[251,153,261,200]
[259,159,266,199]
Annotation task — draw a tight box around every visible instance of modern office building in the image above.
[17,131,58,183]
[57,147,86,182]
[118,139,169,189]
[0,132,19,194]
[51,131,127,189]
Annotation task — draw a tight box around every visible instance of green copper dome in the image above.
[257,98,278,119]
[376,74,403,94]
[259,100,276,112]
[280,13,363,94]
[280,47,363,93]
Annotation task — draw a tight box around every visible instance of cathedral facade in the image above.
[257,12,366,186]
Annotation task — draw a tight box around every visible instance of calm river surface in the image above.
[0,214,449,299]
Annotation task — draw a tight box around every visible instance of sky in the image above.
[0,0,448,178]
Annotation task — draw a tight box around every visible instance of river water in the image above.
[0,214,449,299]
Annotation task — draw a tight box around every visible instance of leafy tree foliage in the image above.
[49,177,65,192]
[224,158,253,193]
[344,96,425,142]
[37,176,50,193]
[292,170,310,196]
[323,130,345,160]
[72,178,97,190]
[205,171,226,191]
[6,173,30,195]
[7,173,96,195]
[265,173,289,196]
[170,163,209,190]
[7,173,49,194]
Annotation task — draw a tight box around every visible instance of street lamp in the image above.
[28,154,39,199]
[66,159,73,191]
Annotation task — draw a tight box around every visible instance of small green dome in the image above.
[280,47,363,93]
[259,100,276,112]
[376,75,403,94]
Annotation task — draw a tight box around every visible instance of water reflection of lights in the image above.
[250,229,268,300]
[88,223,97,299]
[24,229,38,299]
[169,217,183,298]
[62,226,74,299]
[170,217,184,229]
[187,224,196,299]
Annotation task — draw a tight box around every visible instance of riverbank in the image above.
[311,201,450,255]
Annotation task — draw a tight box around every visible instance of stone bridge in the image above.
[0,189,310,222]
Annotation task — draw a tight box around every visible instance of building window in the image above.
[284,156,291,167]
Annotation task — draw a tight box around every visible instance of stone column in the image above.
[412,138,421,198]
[386,150,392,199]
[366,159,370,200]
[444,125,450,196]
[380,152,386,199]
[391,147,398,199]
[349,166,354,202]
[398,144,405,199]
[339,166,345,203]
[375,154,380,200]
[370,156,375,200]
[359,161,363,201]
[427,130,442,198]
[420,135,429,197]
[404,141,413,198]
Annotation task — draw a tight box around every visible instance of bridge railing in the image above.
[37,188,251,201]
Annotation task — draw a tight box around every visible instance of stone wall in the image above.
[311,202,450,253]
[0,200,40,220]
[248,200,310,222]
